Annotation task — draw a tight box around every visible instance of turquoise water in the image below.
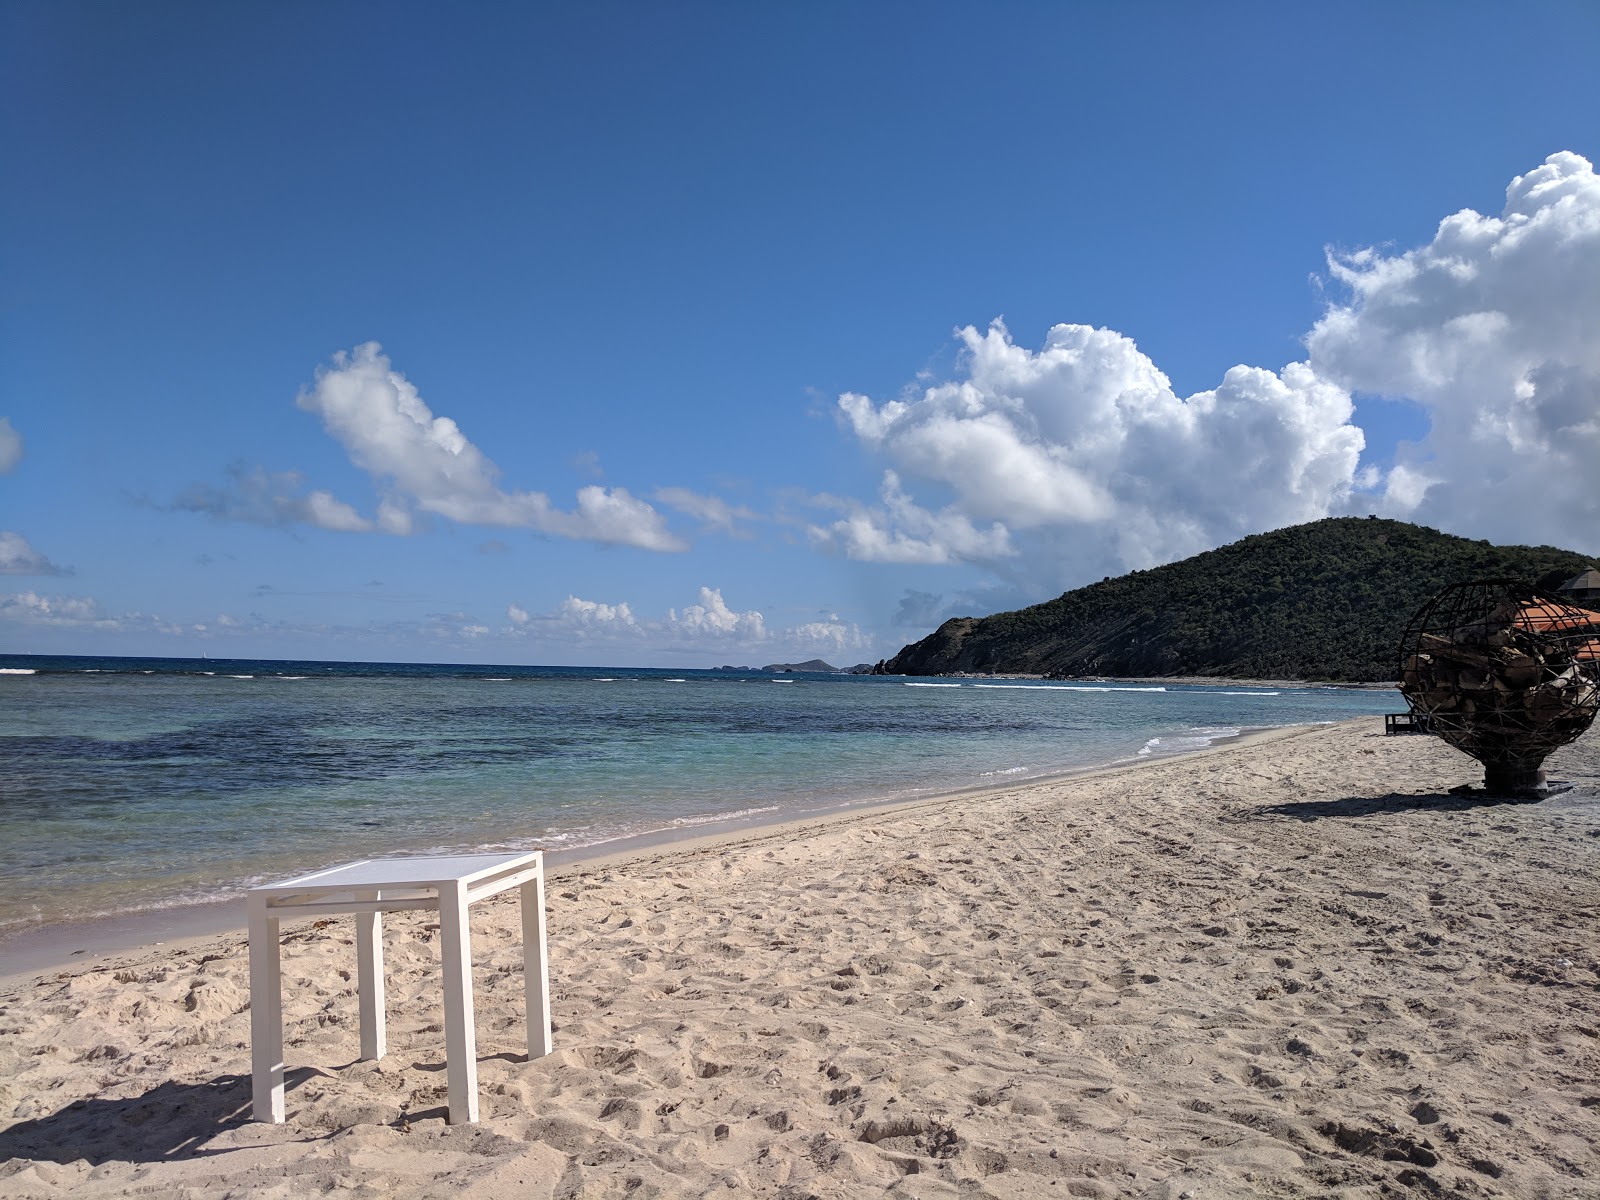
[0,655,1397,930]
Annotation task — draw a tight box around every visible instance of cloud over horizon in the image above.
[0,531,72,576]
[819,320,1364,585]
[506,585,870,659]
[820,151,1600,599]
[297,344,686,551]
[1308,150,1600,554]
[0,590,185,634]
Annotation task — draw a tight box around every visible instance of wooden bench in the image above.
[1385,712,1431,735]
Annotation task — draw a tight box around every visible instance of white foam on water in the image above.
[1135,727,1242,757]
[972,683,1167,693]
[534,829,592,845]
[671,804,783,828]
[3,879,256,934]
[772,679,794,684]
[593,677,618,682]
[1217,690,1280,696]
[664,678,687,683]
[228,674,255,680]
[980,765,1030,776]
[0,668,36,675]
[904,682,961,687]
[406,801,793,864]
[484,677,512,681]
[272,675,308,681]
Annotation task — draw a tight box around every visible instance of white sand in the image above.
[3,718,1600,1198]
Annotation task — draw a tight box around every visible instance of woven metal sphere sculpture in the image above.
[1398,580,1600,795]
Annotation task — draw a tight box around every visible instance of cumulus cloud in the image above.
[298,343,685,551]
[811,471,1014,565]
[785,620,866,655]
[667,587,765,639]
[0,531,71,576]
[817,153,1600,594]
[561,595,639,628]
[1308,150,1600,552]
[0,418,20,474]
[823,320,1363,582]
[170,464,376,533]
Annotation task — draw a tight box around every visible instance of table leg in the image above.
[438,880,479,1124]
[521,868,552,1059]
[356,890,386,1060]
[248,894,285,1123]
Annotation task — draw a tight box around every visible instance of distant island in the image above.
[874,517,1597,683]
[712,661,873,674]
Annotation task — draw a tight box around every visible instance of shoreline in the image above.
[885,670,1397,690]
[0,720,1299,985]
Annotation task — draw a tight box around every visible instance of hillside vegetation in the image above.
[875,518,1596,682]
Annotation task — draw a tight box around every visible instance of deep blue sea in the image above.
[0,654,1398,931]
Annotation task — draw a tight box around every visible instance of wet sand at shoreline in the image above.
[3,718,1599,1197]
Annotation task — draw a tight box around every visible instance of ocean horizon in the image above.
[0,652,1398,935]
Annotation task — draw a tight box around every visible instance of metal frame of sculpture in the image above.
[1398,579,1600,796]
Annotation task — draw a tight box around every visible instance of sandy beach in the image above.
[3,717,1599,1198]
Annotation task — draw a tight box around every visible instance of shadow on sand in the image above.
[1249,790,1542,821]
[0,1067,336,1165]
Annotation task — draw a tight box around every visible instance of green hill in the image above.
[874,518,1597,682]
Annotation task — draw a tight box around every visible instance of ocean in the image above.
[0,654,1398,933]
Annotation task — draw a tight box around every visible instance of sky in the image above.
[3,1,1598,667]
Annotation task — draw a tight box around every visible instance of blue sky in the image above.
[4,1,1598,666]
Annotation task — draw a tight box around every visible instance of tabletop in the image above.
[251,851,541,896]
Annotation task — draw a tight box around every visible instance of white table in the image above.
[247,850,551,1125]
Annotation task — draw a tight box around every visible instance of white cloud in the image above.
[0,531,71,576]
[827,320,1363,581]
[501,586,871,658]
[0,418,20,474]
[810,471,1014,565]
[819,152,1600,590]
[300,489,373,533]
[560,595,639,628]
[667,587,765,639]
[0,591,182,634]
[170,465,376,533]
[1308,150,1600,552]
[376,499,414,536]
[2,591,105,624]
[298,343,685,552]
[786,620,869,655]
[652,486,758,535]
